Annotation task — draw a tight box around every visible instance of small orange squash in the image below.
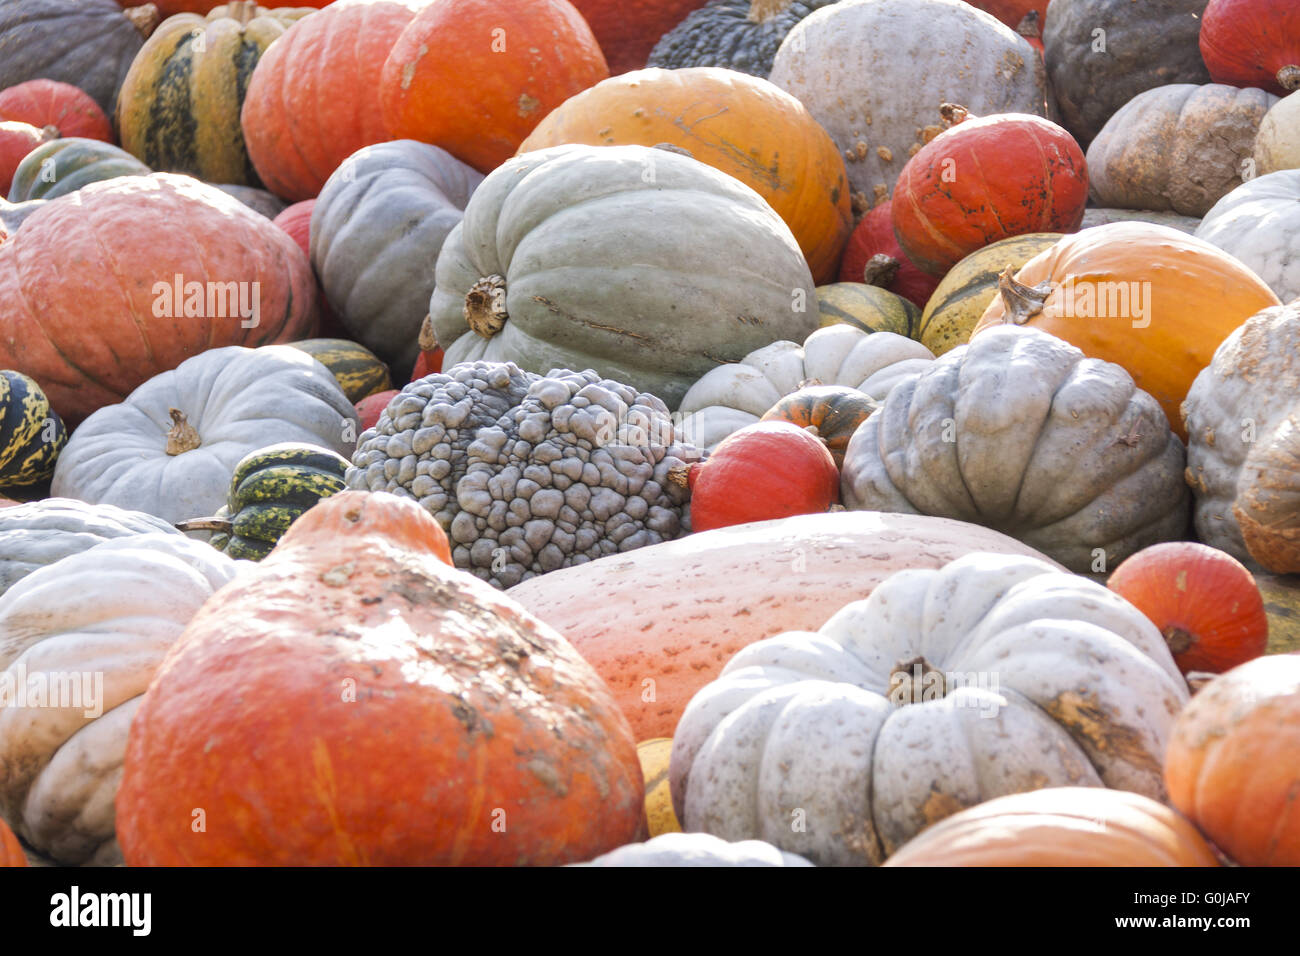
[760,385,877,468]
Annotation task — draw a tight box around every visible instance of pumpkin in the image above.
[1086,83,1277,217]
[671,551,1188,864]
[916,232,1063,357]
[354,389,398,432]
[1255,91,1300,174]
[116,2,313,187]
[0,369,65,490]
[1164,654,1300,865]
[578,833,812,867]
[1195,170,1300,305]
[1107,542,1268,675]
[1042,0,1212,147]
[815,283,920,339]
[967,1,1049,30]
[310,140,482,375]
[179,442,350,559]
[972,221,1282,440]
[0,532,241,865]
[379,0,609,175]
[647,0,836,77]
[678,325,932,453]
[272,198,343,335]
[346,362,698,589]
[52,345,357,526]
[0,1,160,116]
[1200,0,1300,96]
[506,511,1066,740]
[836,200,942,309]
[884,787,1220,867]
[570,0,710,75]
[1257,572,1300,655]
[240,0,424,201]
[0,121,52,196]
[0,498,182,600]
[760,385,878,468]
[841,325,1190,573]
[1078,208,1201,234]
[0,79,111,142]
[768,0,1047,209]
[892,106,1087,275]
[637,739,681,837]
[286,339,392,404]
[0,173,318,424]
[152,0,328,13]
[429,144,818,410]
[116,490,646,866]
[7,137,150,202]
[516,67,852,284]
[411,315,443,379]
[0,817,23,867]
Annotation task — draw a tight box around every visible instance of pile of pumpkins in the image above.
[0,0,1298,867]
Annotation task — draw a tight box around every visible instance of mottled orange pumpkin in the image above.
[760,385,877,468]
[115,490,646,866]
[0,816,25,866]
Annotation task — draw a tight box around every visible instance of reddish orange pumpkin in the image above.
[355,389,398,430]
[838,200,942,308]
[272,198,345,336]
[0,79,113,142]
[380,0,609,174]
[1164,654,1300,866]
[1200,0,1300,96]
[0,121,51,196]
[892,106,1088,276]
[569,0,708,74]
[1107,542,1268,675]
[0,816,25,866]
[241,1,422,201]
[115,490,646,866]
[965,0,1049,31]
[411,313,443,381]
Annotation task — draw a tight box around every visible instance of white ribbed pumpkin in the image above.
[576,832,813,867]
[1195,170,1300,305]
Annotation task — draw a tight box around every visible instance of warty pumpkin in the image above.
[647,0,837,78]
[115,490,647,866]
[577,833,812,867]
[0,79,111,142]
[1199,0,1300,97]
[7,137,150,202]
[1195,170,1300,305]
[836,200,942,309]
[0,369,65,490]
[569,0,710,75]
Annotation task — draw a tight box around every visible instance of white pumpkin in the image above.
[670,551,1188,866]
[1195,170,1300,305]
[1255,90,1300,175]
[677,325,933,451]
[0,534,242,865]
[575,832,813,867]
[51,345,358,526]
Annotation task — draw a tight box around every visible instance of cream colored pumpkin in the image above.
[676,325,933,451]
[1195,170,1300,305]
[1255,91,1300,175]
[0,534,242,865]
[669,550,1188,866]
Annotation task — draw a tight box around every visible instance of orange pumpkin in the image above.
[517,67,852,284]
[380,0,608,174]
[972,222,1282,441]
[0,121,51,196]
[760,385,877,469]
[837,199,941,308]
[1200,0,1300,96]
[0,79,112,142]
[964,0,1048,31]
[115,490,646,866]
[0,816,25,866]
[1164,654,1300,866]
[1107,542,1268,675]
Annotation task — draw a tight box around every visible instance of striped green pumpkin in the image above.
[7,138,150,202]
[0,370,67,489]
[288,339,393,403]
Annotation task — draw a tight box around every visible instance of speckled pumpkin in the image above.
[0,370,65,489]
[287,339,392,403]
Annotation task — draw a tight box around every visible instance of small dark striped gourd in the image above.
[0,370,67,489]
[760,385,877,469]
[7,138,150,202]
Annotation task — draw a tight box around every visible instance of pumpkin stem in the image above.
[418,313,437,352]
[938,103,971,128]
[227,1,260,27]
[39,125,60,142]
[1163,626,1195,656]
[124,4,161,40]
[995,266,1051,325]
[667,462,699,493]
[464,275,508,338]
[748,0,794,24]
[890,655,946,705]
[1279,65,1300,92]
[165,408,202,455]
[861,253,900,288]
[175,517,235,534]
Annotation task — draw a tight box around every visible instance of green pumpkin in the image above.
[0,370,66,489]
[816,282,921,339]
[287,339,393,403]
[7,138,150,202]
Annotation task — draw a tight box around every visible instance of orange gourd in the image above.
[760,385,877,469]
[1200,0,1300,96]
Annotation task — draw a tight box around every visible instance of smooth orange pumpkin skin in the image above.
[972,222,1282,441]
[1164,654,1300,866]
[966,1,1049,30]
[355,388,398,430]
[884,787,1220,867]
[380,0,609,174]
[0,120,46,195]
[1200,0,1300,96]
[0,816,26,866]
[241,2,422,201]
[517,67,852,284]
[0,79,112,142]
[569,0,708,74]
[1108,542,1268,675]
[116,491,646,866]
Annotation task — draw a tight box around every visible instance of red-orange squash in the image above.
[272,198,344,336]
[115,490,646,866]
[570,0,709,74]
[837,199,942,308]
[380,0,609,174]
[0,121,51,196]
[355,389,398,430]
[0,816,25,866]
[0,79,112,142]
[153,0,328,12]
[965,1,1048,31]
[1200,0,1300,96]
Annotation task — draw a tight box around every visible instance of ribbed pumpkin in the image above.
[0,816,23,866]
[1255,92,1300,175]
[816,282,920,339]
[892,105,1088,275]
[1199,0,1300,96]
[0,79,112,142]
[648,0,839,78]
[516,67,851,284]
[240,0,425,201]
[287,339,392,403]
[760,385,877,468]
[972,222,1282,440]
[0,370,65,490]
[116,2,314,187]
[0,121,51,197]
[380,0,609,174]
[569,0,709,74]
[7,137,150,202]
[836,200,942,309]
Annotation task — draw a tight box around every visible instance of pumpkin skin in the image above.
[240,0,424,201]
[1042,0,1211,147]
[516,67,852,284]
[211,181,285,218]
[115,490,647,866]
[1086,83,1277,218]
[884,787,1220,867]
[0,121,51,196]
[768,0,1047,208]
[0,369,65,490]
[972,222,1282,440]
[578,832,812,867]
[7,137,150,202]
[271,198,343,335]
[1078,207,1201,234]
[891,109,1087,275]
[637,738,681,837]
[430,144,819,410]
[355,389,398,431]
[287,339,392,404]
[1195,170,1300,305]
[648,0,837,77]
[816,283,920,339]
[152,0,328,13]
[569,0,709,74]
[380,0,609,175]
[1199,0,1300,96]
[1164,654,1300,866]
[0,79,111,142]
[0,173,318,424]
[841,325,1190,573]
[506,511,1066,740]
[836,201,942,309]
[0,816,24,866]
[761,385,878,468]
[670,551,1188,864]
[1255,92,1300,174]
[966,0,1049,30]
[1107,542,1268,675]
